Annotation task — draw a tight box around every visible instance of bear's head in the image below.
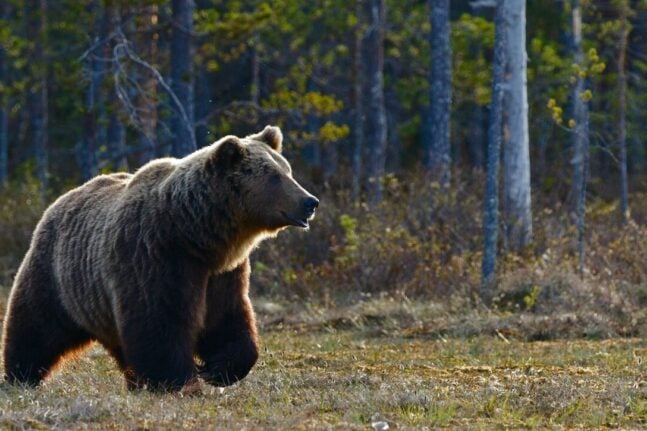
[206,125,319,231]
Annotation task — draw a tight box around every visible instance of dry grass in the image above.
[0,305,645,430]
[0,174,645,429]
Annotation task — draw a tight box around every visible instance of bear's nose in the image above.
[304,196,319,212]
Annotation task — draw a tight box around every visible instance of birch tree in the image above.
[363,0,387,205]
[502,0,532,251]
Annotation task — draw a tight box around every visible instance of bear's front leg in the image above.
[196,260,259,387]
[196,315,259,387]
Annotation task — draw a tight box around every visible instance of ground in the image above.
[0,307,645,430]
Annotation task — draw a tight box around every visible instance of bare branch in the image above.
[113,30,195,147]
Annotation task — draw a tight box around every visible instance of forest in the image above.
[0,0,646,429]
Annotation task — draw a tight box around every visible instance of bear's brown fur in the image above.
[2,126,318,391]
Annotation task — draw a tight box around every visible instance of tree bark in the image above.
[468,104,485,169]
[0,2,9,187]
[502,0,532,251]
[107,101,127,171]
[250,36,260,106]
[170,0,196,157]
[422,0,452,186]
[617,1,630,222]
[385,90,401,173]
[135,4,159,165]
[571,0,590,276]
[481,0,506,301]
[79,0,103,181]
[106,3,127,171]
[363,0,387,205]
[26,0,48,197]
[351,7,364,201]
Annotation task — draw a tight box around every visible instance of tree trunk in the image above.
[322,140,338,182]
[135,4,159,165]
[106,3,127,171]
[107,101,127,170]
[26,0,48,198]
[250,36,260,105]
[194,66,210,149]
[79,0,103,181]
[0,2,9,187]
[617,1,630,222]
[170,0,196,157]
[422,0,452,186]
[385,91,401,173]
[502,0,532,251]
[481,0,507,301]
[363,0,387,205]
[468,104,485,169]
[571,0,590,276]
[351,8,364,201]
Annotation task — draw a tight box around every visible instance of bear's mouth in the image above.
[281,211,311,229]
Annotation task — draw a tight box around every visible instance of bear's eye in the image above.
[269,173,282,185]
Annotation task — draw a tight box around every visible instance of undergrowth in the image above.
[0,170,645,340]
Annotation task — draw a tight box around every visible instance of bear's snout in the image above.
[303,196,319,216]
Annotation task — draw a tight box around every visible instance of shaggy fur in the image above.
[2,126,318,391]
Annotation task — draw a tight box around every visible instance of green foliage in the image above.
[523,285,542,310]
[545,43,606,128]
[453,14,494,107]
[335,214,358,266]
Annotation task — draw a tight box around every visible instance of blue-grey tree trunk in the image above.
[135,5,158,165]
[422,0,452,186]
[481,0,507,301]
[618,1,630,222]
[106,3,127,171]
[351,7,364,201]
[170,0,196,157]
[363,0,387,205]
[0,2,8,187]
[502,0,532,251]
[468,104,485,169]
[26,0,48,198]
[570,0,590,276]
[79,0,103,181]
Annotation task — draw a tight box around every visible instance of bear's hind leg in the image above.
[3,274,92,385]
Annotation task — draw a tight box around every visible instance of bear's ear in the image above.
[207,136,248,172]
[247,125,283,153]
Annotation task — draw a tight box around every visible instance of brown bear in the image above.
[2,126,318,391]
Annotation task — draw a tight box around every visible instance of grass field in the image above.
[0,314,645,430]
